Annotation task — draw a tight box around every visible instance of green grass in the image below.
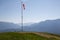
[0,32,59,40]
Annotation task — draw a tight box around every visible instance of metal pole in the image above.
[20,0,23,32]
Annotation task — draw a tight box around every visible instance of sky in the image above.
[0,0,60,24]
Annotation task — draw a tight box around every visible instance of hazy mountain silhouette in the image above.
[24,19,60,34]
[0,22,21,32]
[0,19,60,34]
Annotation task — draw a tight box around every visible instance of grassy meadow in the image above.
[0,32,60,40]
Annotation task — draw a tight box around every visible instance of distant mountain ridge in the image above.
[0,19,60,34]
[0,22,21,32]
[24,19,60,34]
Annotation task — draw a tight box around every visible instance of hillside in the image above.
[0,32,60,40]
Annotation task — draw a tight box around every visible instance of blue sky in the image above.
[0,0,60,23]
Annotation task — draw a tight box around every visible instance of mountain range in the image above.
[0,19,60,34]
[24,19,60,34]
[0,22,21,32]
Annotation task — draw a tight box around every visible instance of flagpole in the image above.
[20,0,23,32]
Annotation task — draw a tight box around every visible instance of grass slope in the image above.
[0,32,60,40]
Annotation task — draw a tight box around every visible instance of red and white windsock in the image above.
[22,3,25,10]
